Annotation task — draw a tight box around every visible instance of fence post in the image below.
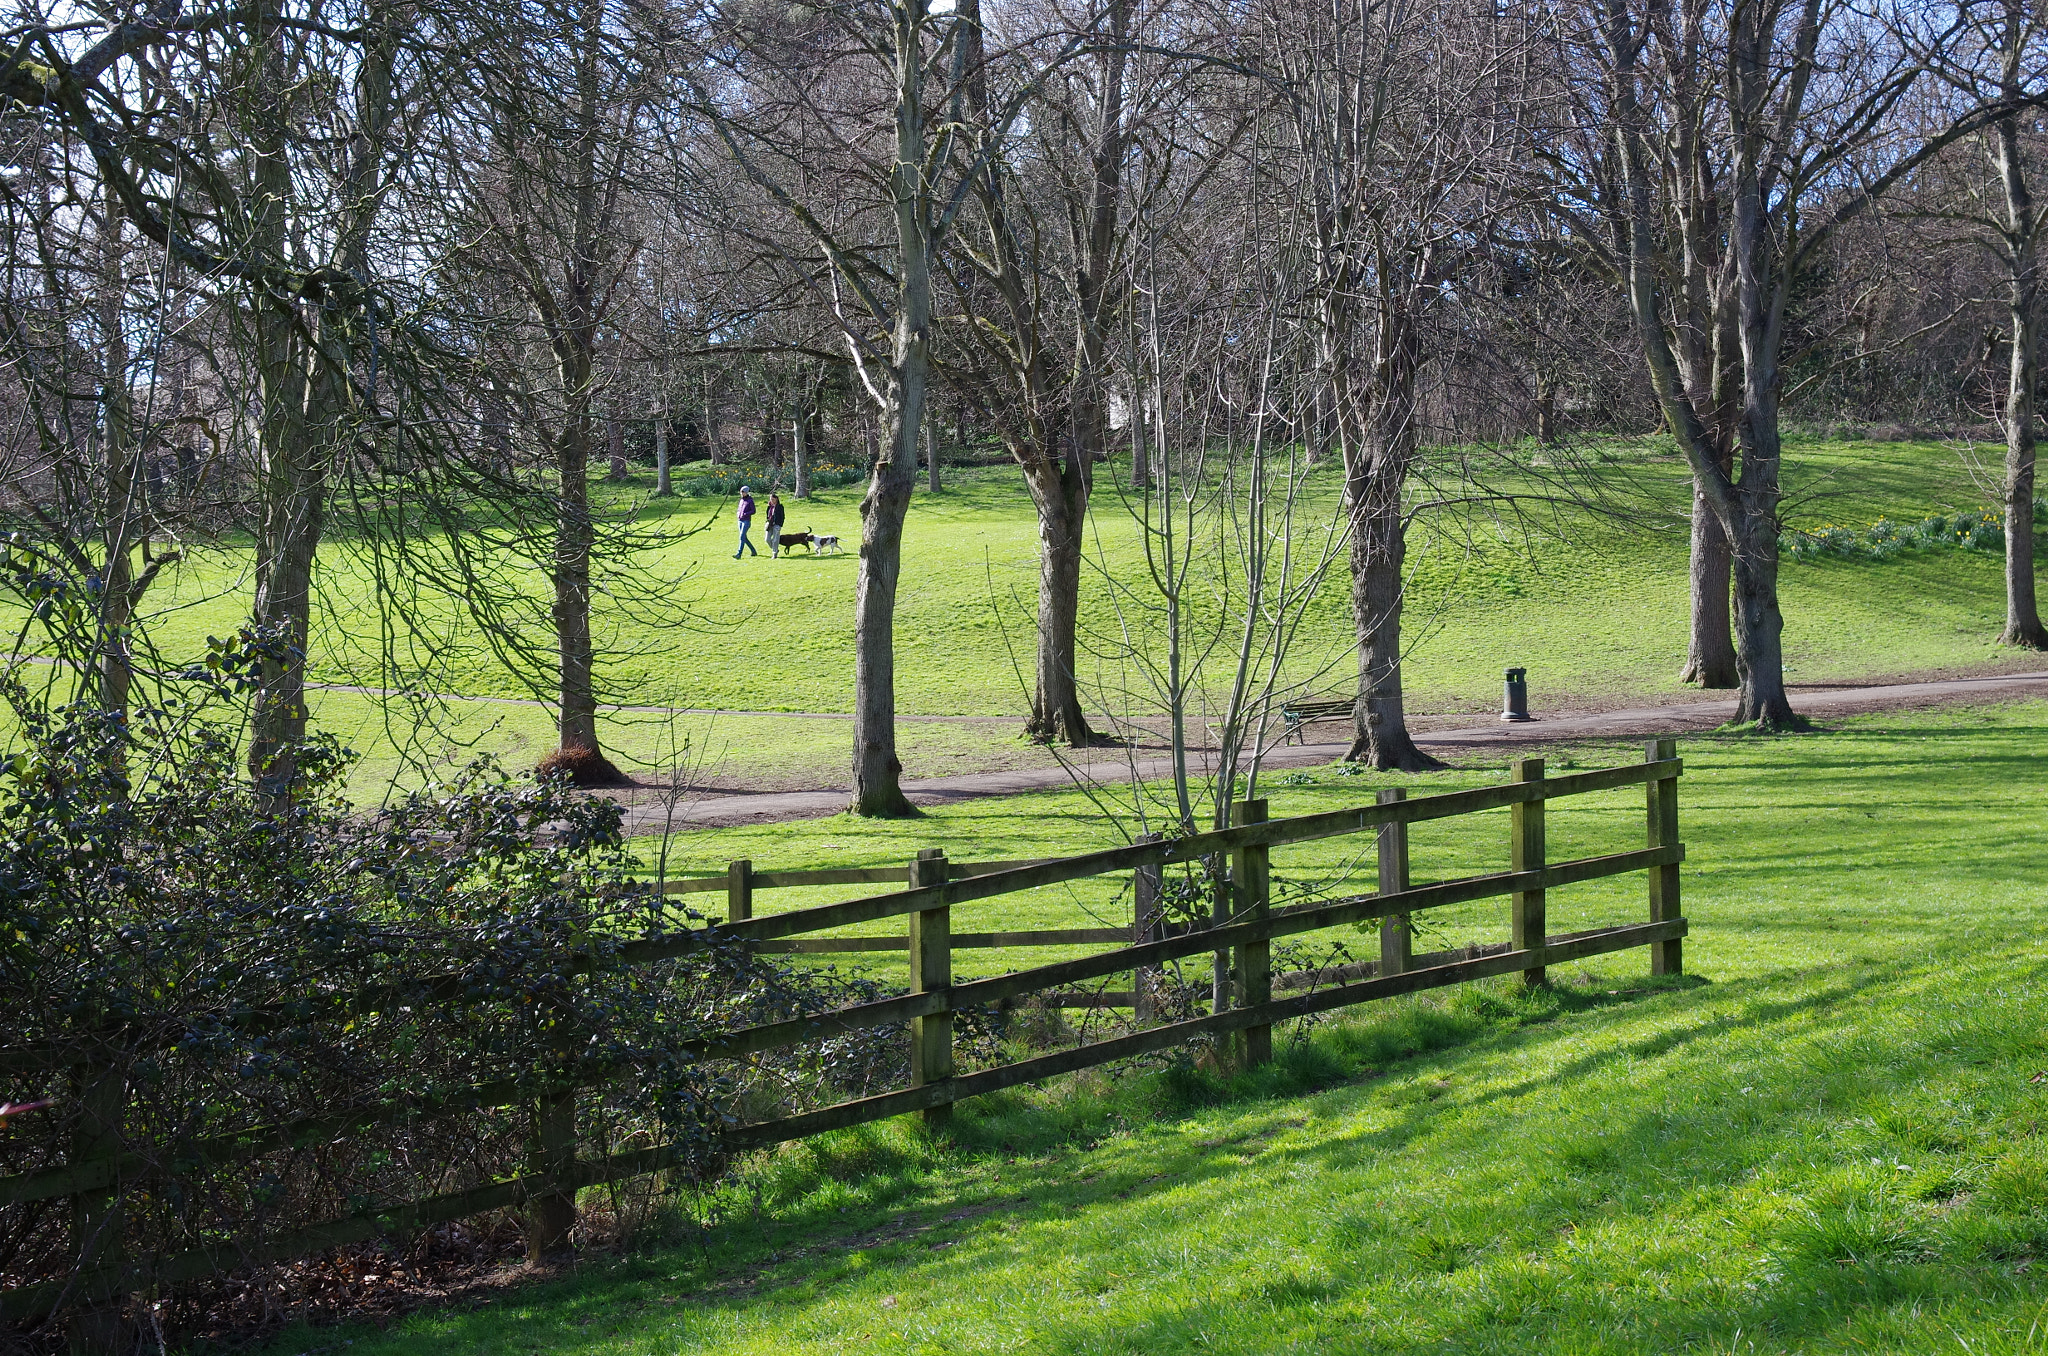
[1646,738,1683,976]
[726,858,753,923]
[1511,757,1547,987]
[1209,853,1231,1021]
[1132,834,1163,1025]
[526,917,583,1262]
[1377,789,1411,976]
[69,1060,131,1352]
[908,848,954,1127]
[526,1084,578,1261]
[1232,799,1272,1068]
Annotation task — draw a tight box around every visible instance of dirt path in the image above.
[299,680,1022,724]
[614,669,2048,834]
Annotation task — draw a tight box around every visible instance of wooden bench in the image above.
[1280,698,1354,744]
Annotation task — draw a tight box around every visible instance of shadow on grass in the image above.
[704,954,2044,1356]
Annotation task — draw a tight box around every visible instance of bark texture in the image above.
[1679,475,1738,687]
[848,0,939,817]
[1995,24,2048,648]
[1719,1,1799,729]
[946,0,1118,750]
[1603,0,1799,730]
[793,405,812,498]
[1023,459,1093,745]
[93,189,145,725]
[530,0,625,783]
[245,0,400,805]
[1343,306,1443,771]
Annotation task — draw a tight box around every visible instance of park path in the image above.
[299,680,1017,724]
[616,669,2048,834]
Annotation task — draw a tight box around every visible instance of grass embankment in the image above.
[243,702,2048,1355]
[74,435,2047,798]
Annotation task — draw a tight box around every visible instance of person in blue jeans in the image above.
[734,487,757,558]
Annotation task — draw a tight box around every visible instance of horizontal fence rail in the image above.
[2,741,1690,1326]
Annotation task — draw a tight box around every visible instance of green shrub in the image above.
[0,662,891,1329]
[679,460,868,497]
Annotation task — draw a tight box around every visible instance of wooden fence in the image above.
[0,741,1687,1327]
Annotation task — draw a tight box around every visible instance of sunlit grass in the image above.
[14,436,2038,799]
[239,700,2048,1355]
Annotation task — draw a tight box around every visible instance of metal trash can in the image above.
[1501,667,1533,723]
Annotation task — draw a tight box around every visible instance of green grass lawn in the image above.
[55,435,2047,796]
[236,700,2048,1355]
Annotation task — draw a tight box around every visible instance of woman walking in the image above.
[765,492,786,557]
[734,486,757,558]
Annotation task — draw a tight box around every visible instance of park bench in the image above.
[1280,697,1354,744]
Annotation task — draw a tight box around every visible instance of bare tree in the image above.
[1907,0,2048,647]
[1270,0,1520,767]
[940,0,1148,749]
[1546,0,2043,726]
[679,0,1069,813]
[443,0,664,783]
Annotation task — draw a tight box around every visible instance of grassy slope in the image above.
[98,436,2044,795]
[242,701,2048,1355]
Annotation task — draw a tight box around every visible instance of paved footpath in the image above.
[618,670,2048,834]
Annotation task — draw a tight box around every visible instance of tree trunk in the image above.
[1680,475,1738,685]
[2003,351,2045,646]
[1128,380,1150,489]
[545,0,624,783]
[1728,487,1792,725]
[1024,459,1094,746]
[793,404,812,499]
[1028,0,1121,748]
[554,400,609,762]
[1997,97,2048,647]
[1344,305,1441,771]
[926,410,941,492]
[1533,370,1557,446]
[94,187,141,724]
[247,319,326,807]
[246,0,399,807]
[1345,491,1435,769]
[1726,318,1797,726]
[244,0,316,808]
[606,406,629,480]
[850,0,937,818]
[852,390,921,815]
[1724,31,1800,731]
[483,384,513,475]
[653,415,672,496]
[704,376,723,465]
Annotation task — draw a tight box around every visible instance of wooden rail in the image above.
[1,740,1689,1324]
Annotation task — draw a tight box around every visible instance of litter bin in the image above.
[1501,667,1533,723]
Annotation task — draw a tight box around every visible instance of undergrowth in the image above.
[1781,499,2044,562]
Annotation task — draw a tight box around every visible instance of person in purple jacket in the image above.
[734,486,758,558]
